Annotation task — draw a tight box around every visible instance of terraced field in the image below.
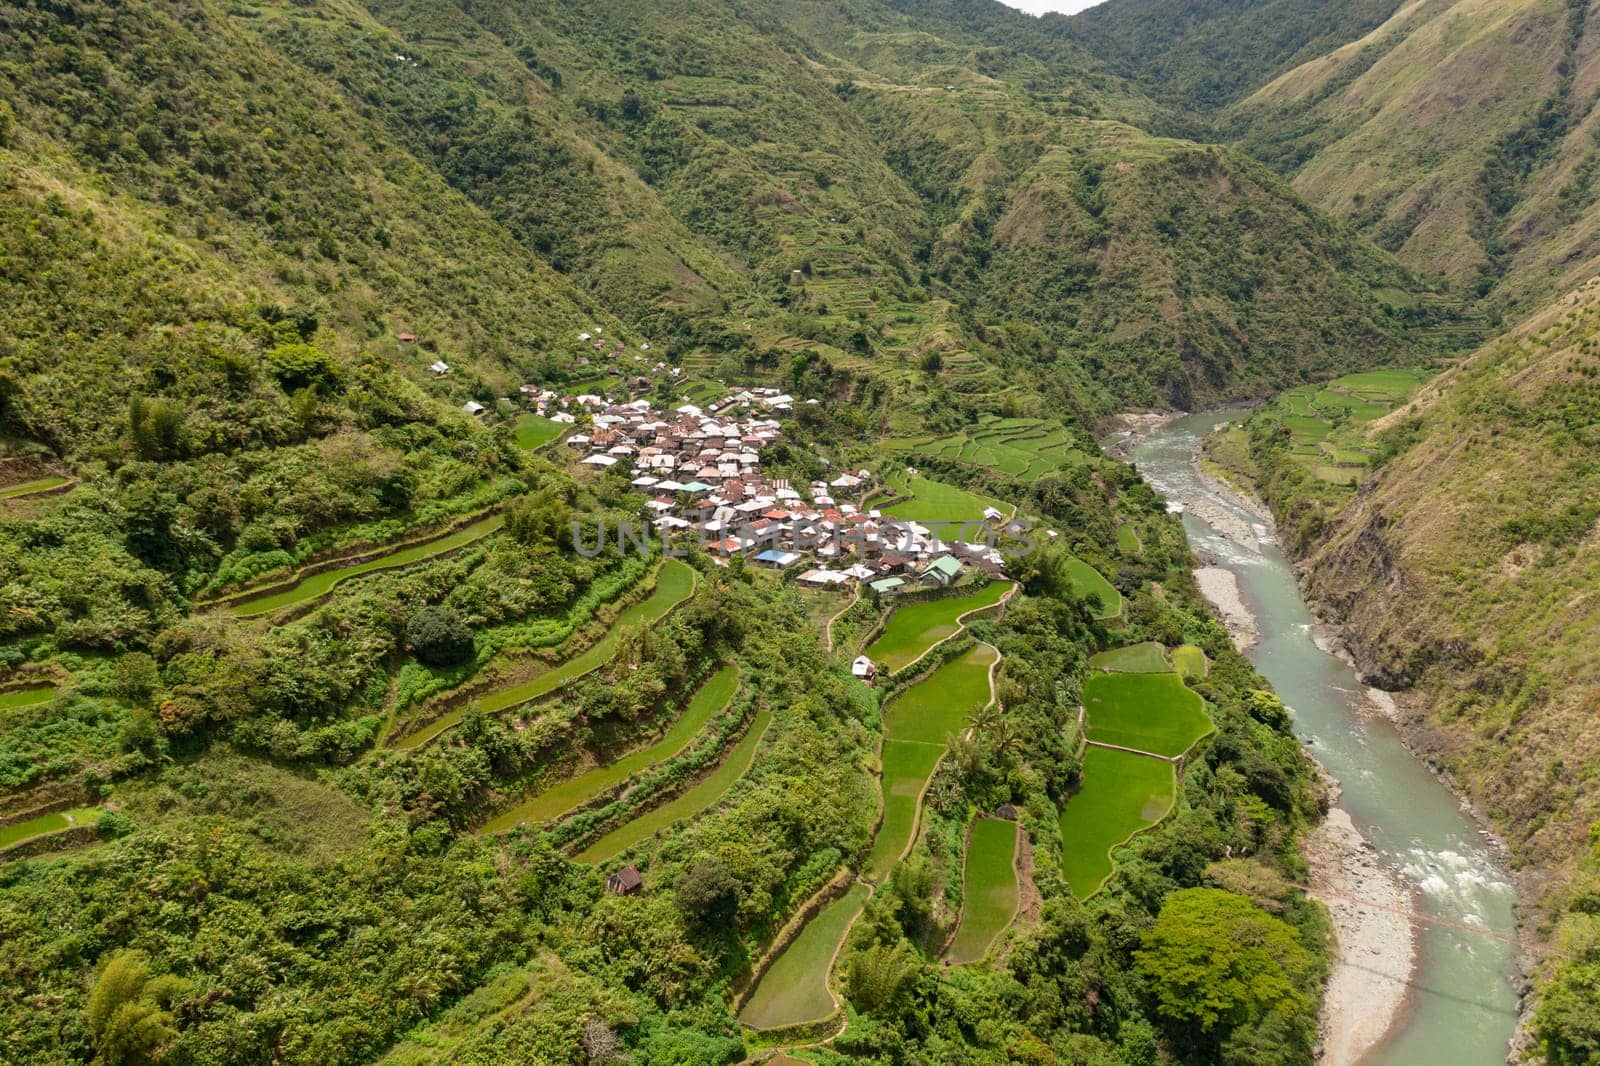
[392,559,698,749]
[863,581,1011,673]
[882,472,1007,524]
[225,513,506,618]
[1215,367,1433,491]
[0,806,100,851]
[946,817,1020,965]
[480,663,737,834]
[1058,747,1176,898]
[737,882,870,1032]
[575,710,772,864]
[1087,641,1170,673]
[0,685,57,711]
[1171,644,1209,679]
[867,643,998,880]
[1066,558,1122,620]
[1082,672,1211,758]
[0,476,70,501]
[513,414,566,450]
[882,418,1088,483]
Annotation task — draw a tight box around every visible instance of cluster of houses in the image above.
[552,393,1011,622]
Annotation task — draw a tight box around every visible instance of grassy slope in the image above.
[1298,279,1600,864]
[1227,0,1600,317]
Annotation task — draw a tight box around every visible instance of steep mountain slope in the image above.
[1060,0,1408,111]
[1228,0,1600,311]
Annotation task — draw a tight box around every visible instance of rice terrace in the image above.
[392,558,699,748]
[480,662,739,833]
[862,579,1012,673]
[945,816,1022,965]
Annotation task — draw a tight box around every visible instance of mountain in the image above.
[1061,0,1408,111]
[0,0,1442,451]
[1226,0,1600,311]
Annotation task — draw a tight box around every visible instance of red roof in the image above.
[396,332,417,342]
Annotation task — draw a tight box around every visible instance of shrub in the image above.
[406,605,475,667]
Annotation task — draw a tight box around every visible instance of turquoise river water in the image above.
[1128,410,1520,1065]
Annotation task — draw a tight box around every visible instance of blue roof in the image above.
[754,549,797,563]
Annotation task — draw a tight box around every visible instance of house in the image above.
[753,549,802,569]
[797,568,849,588]
[851,656,877,680]
[396,332,417,344]
[869,576,905,595]
[462,400,486,416]
[606,866,643,895]
[993,803,1019,822]
[920,555,963,587]
[428,361,450,376]
[982,506,1006,525]
[581,454,619,467]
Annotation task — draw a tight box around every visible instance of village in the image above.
[543,389,1010,594]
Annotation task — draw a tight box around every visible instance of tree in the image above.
[406,604,475,666]
[675,857,742,930]
[1134,888,1315,1049]
[845,939,918,1015]
[85,950,186,1065]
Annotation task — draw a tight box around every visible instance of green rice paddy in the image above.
[393,559,698,749]
[227,513,506,618]
[737,881,870,1031]
[1082,672,1211,758]
[481,662,737,833]
[863,581,1011,673]
[946,817,1020,964]
[1067,558,1122,620]
[513,414,566,450]
[1058,747,1176,898]
[869,740,947,881]
[1171,644,1209,679]
[1087,641,1171,674]
[0,685,57,711]
[882,473,1007,524]
[575,710,772,864]
[0,476,70,500]
[867,643,998,880]
[0,806,101,850]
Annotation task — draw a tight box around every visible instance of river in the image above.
[1125,410,1520,1066]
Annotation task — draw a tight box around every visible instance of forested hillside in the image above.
[1061,0,1407,111]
